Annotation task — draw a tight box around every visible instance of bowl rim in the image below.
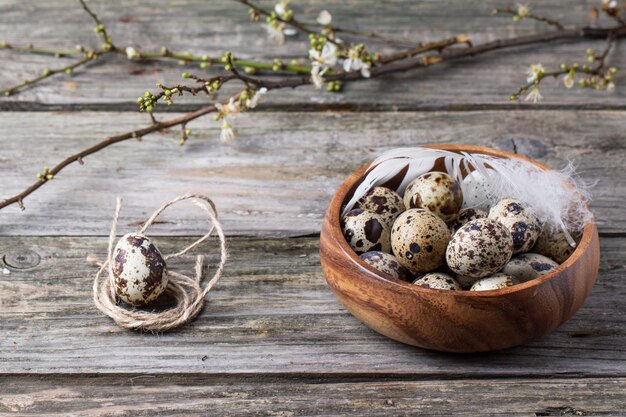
[327,143,597,297]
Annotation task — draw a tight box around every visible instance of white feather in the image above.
[342,147,593,246]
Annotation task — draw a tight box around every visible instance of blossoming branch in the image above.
[0,0,624,211]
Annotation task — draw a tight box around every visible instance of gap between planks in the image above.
[2,102,626,112]
[1,372,626,383]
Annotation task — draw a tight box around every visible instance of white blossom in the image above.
[526,63,545,83]
[524,86,543,103]
[264,24,285,45]
[310,63,324,88]
[343,47,371,78]
[606,81,616,93]
[283,27,297,37]
[317,10,332,26]
[125,46,140,60]
[563,73,575,89]
[245,87,268,109]
[308,42,338,88]
[517,3,530,17]
[309,42,338,68]
[216,96,240,117]
[220,120,236,142]
[603,0,618,9]
[274,0,290,16]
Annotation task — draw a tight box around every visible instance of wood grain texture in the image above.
[1,235,624,375]
[320,145,600,352]
[0,375,624,416]
[1,110,625,237]
[1,1,624,412]
[0,0,624,108]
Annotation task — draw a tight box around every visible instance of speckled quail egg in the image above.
[532,224,581,263]
[357,186,406,229]
[112,233,168,306]
[360,251,410,281]
[412,272,461,290]
[461,170,494,212]
[489,198,542,254]
[342,209,391,255]
[448,207,488,234]
[455,274,481,290]
[391,209,451,275]
[502,253,559,282]
[403,172,463,223]
[446,218,513,278]
[470,273,520,291]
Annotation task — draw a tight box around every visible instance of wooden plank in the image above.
[0,110,625,236]
[0,0,624,107]
[0,375,624,416]
[1,235,625,375]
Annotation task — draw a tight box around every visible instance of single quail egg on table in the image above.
[470,273,521,291]
[342,208,391,255]
[360,251,410,281]
[413,272,461,290]
[403,172,463,223]
[533,224,581,264]
[357,186,406,229]
[112,233,168,306]
[446,218,514,278]
[391,209,451,275]
[448,207,487,234]
[502,252,559,282]
[461,170,494,212]
[489,198,542,254]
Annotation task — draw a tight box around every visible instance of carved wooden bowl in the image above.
[320,144,600,352]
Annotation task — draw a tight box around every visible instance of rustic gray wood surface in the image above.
[1,0,625,416]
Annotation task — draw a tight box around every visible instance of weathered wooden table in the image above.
[1,1,625,415]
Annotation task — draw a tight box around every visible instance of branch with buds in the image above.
[0,0,625,211]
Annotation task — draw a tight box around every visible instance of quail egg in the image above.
[403,172,463,223]
[461,170,494,212]
[413,272,461,290]
[342,209,391,255]
[391,209,451,274]
[470,273,520,291]
[357,186,406,228]
[502,252,559,282]
[532,224,581,263]
[446,218,514,278]
[112,233,168,306]
[489,198,542,254]
[448,207,487,234]
[360,251,410,281]
[455,274,481,289]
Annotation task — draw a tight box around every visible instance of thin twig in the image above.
[1,51,105,96]
[493,7,565,30]
[233,0,342,46]
[79,0,114,47]
[594,33,616,71]
[0,41,85,58]
[378,35,471,65]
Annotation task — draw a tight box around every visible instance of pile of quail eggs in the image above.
[342,170,577,291]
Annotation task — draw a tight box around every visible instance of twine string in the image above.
[92,193,227,331]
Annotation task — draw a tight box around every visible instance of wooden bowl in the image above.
[320,144,600,352]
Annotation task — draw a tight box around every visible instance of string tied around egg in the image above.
[92,193,227,331]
